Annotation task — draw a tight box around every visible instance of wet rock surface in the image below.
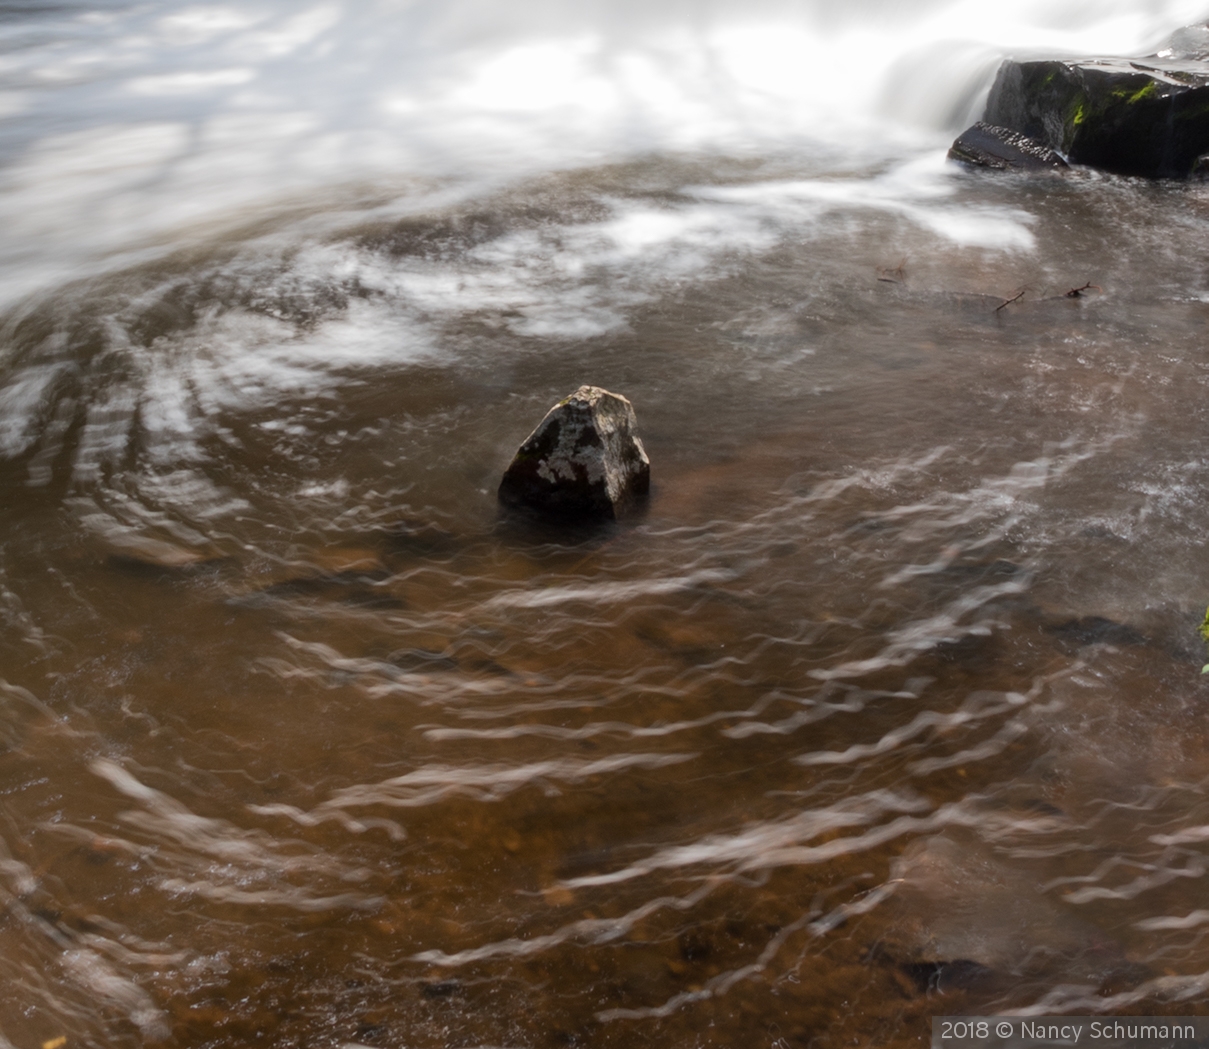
[498,385,650,520]
[984,51,1209,178]
[947,122,1068,172]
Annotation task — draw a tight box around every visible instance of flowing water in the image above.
[6,1,1209,1047]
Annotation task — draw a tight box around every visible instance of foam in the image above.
[0,0,1204,302]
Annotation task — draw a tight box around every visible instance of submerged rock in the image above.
[984,52,1209,178]
[498,385,650,520]
[947,121,1068,172]
[882,833,1125,983]
[895,958,1000,996]
[1045,614,1148,649]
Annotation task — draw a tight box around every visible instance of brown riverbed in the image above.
[3,154,1209,1047]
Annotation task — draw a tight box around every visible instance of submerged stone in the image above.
[498,385,650,520]
[1046,615,1148,648]
[896,958,1000,996]
[947,121,1068,172]
[984,51,1209,178]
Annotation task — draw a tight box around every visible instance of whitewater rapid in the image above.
[1,0,1207,305]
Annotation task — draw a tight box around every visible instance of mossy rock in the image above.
[985,56,1209,178]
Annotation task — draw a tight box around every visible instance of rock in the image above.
[947,121,1068,172]
[883,833,1123,982]
[896,958,1000,996]
[984,50,1209,178]
[1045,614,1148,649]
[498,385,650,520]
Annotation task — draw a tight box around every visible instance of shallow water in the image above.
[6,2,1209,1048]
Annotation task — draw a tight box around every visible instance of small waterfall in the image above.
[0,0,1205,302]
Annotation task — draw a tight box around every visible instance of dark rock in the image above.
[1046,615,1148,648]
[898,958,999,995]
[984,50,1209,178]
[947,121,1068,171]
[498,385,650,520]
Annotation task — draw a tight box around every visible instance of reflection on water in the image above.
[4,0,1209,1046]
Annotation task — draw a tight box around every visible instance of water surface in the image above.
[4,2,1209,1047]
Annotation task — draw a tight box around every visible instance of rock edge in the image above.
[947,121,1068,172]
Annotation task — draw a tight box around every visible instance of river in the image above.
[3,1,1209,1046]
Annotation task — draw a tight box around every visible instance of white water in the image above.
[1,0,1207,305]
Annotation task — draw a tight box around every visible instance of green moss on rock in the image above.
[985,55,1209,178]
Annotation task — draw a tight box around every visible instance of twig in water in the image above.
[994,288,1027,313]
[1065,281,1102,298]
[876,258,906,283]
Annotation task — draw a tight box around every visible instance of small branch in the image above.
[876,257,907,283]
[994,288,1027,313]
[1065,281,1102,298]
